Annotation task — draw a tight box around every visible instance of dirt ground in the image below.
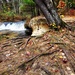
[0,16,75,75]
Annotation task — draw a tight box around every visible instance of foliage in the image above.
[22,0,35,5]
[0,0,75,20]
[4,11,15,17]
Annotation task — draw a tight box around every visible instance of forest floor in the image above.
[0,16,75,75]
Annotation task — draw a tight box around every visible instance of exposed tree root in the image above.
[0,25,75,75]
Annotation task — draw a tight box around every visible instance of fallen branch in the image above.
[62,49,75,72]
[56,61,65,75]
[40,66,52,75]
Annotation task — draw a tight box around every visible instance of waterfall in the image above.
[0,21,32,36]
[0,21,26,31]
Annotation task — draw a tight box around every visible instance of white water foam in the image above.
[0,21,26,31]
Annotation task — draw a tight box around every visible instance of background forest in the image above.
[0,0,75,21]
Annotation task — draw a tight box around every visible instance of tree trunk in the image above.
[44,0,62,25]
[0,1,3,11]
[35,5,40,16]
[15,0,19,14]
[12,0,16,13]
[33,0,66,28]
[33,0,55,24]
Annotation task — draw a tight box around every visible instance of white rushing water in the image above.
[0,21,26,31]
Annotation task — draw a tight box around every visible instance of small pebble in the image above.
[21,54,24,56]
[10,53,13,55]
[60,49,63,52]
[61,53,65,56]
[52,47,55,49]
[59,56,63,59]
[71,73,75,75]
[19,47,22,50]
[45,62,49,66]
[14,45,17,47]
[63,56,66,59]
[66,67,71,71]
[54,59,57,61]
[6,53,11,57]
[26,51,30,56]
[8,64,12,68]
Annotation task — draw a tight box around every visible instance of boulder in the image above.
[28,16,50,36]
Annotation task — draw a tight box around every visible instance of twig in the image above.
[17,42,25,49]
[50,42,66,45]
[56,61,65,75]
[15,42,23,45]
[20,49,60,68]
[69,49,75,61]
[62,49,75,72]
[65,35,75,43]
[15,49,60,75]
[40,66,52,75]
[1,44,11,49]
[18,36,32,52]
[24,37,32,48]
[10,37,23,40]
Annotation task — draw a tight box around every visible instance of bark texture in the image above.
[34,0,62,26]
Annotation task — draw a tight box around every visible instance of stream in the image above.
[0,21,26,31]
[0,21,32,37]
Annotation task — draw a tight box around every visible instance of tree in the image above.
[33,0,75,30]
